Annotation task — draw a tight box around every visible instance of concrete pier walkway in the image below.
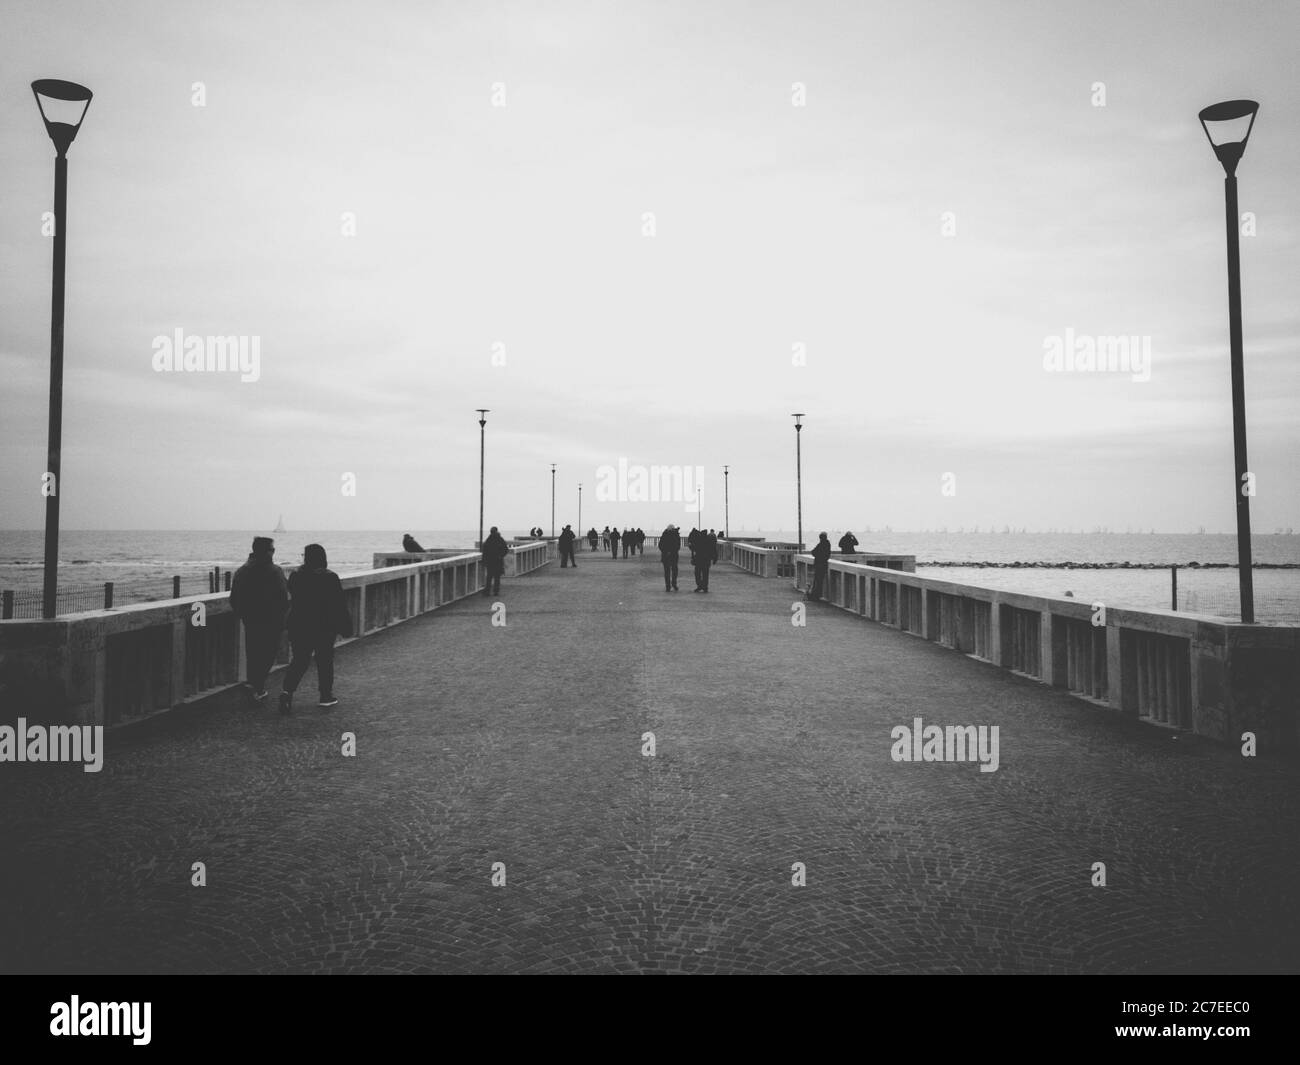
[1,551,1297,973]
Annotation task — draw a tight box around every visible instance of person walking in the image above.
[838,531,859,554]
[588,527,599,551]
[558,524,578,568]
[230,536,289,704]
[694,528,718,592]
[659,523,681,591]
[807,532,832,601]
[610,527,621,558]
[278,543,352,713]
[601,526,610,551]
[482,526,509,596]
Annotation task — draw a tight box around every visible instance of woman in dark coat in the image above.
[279,543,352,712]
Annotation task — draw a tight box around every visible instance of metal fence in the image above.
[1,571,227,619]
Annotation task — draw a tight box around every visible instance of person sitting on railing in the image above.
[402,533,426,553]
[230,536,288,705]
[807,532,832,601]
[838,531,859,554]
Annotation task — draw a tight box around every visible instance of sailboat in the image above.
[273,514,286,533]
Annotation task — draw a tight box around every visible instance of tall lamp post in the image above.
[1199,100,1259,623]
[792,414,805,549]
[577,482,582,538]
[32,79,93,620]
[697,487,702,529]
[550,463,556,538]
[723,465,729,538]
[476,409,489,549]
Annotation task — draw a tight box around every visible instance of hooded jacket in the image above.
[229,553,289,627]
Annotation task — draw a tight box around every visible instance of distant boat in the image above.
[273,514,286,533]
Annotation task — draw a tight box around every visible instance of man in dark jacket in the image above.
[610,527,621,558]
[482,526,510,595]
[808,532,832,600]
[558,525,577,568]
[229,536,289,704]
[838,531,859,554]
[279,542,352,712]
[693,529,718,592]
[659,524,681,591]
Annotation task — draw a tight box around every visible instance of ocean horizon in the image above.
[2,529,1297,623]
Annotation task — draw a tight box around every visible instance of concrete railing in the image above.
[0,553,494,730]
[375,541,553,574]
[792,556,1300,753]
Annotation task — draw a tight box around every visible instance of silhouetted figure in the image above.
[279,543,352,713]
[559,524,578,568]
[587,527,599,551]
[403,533,426,553]
[601,526,610,551]
[694,530,718,592]
[838,531,859,554]
[808,532,832,600]
[659,524,681,591]
[636,528,646,555]
[482,526,509,596]
[230,536,288,703]
[687,527,700,566]
[610,527,621,558]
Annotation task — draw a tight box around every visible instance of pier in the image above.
[0,545,1297,973]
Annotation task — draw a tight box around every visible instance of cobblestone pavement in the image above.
[2,552,1297,974]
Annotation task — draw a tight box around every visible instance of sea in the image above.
[1,529,1297,623]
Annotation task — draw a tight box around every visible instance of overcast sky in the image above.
[2,0,1298,534]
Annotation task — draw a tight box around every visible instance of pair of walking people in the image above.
[657,525,716,592]
[230,537,353,713]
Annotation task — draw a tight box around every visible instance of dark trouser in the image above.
[484,570,501,595]
[622,542,629,557]
[284,632,335,696]
[244,621,282,692]
[695,560,712,590]
[662,554,678,589]
[611,542,619,558]
[810,563,828,600]
[561,547,576,567]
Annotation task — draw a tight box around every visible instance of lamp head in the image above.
[1198,100,1259,175]
[32,79,93,155]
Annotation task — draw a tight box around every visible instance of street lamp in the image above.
[792,414,805,549]
[697,486,702,529]
[32,79,93,620]
[723,465,730,538]
[578,482,582,537]
[1199,99,1259,623]
[477,409,489,549]
[550,463,556,538]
